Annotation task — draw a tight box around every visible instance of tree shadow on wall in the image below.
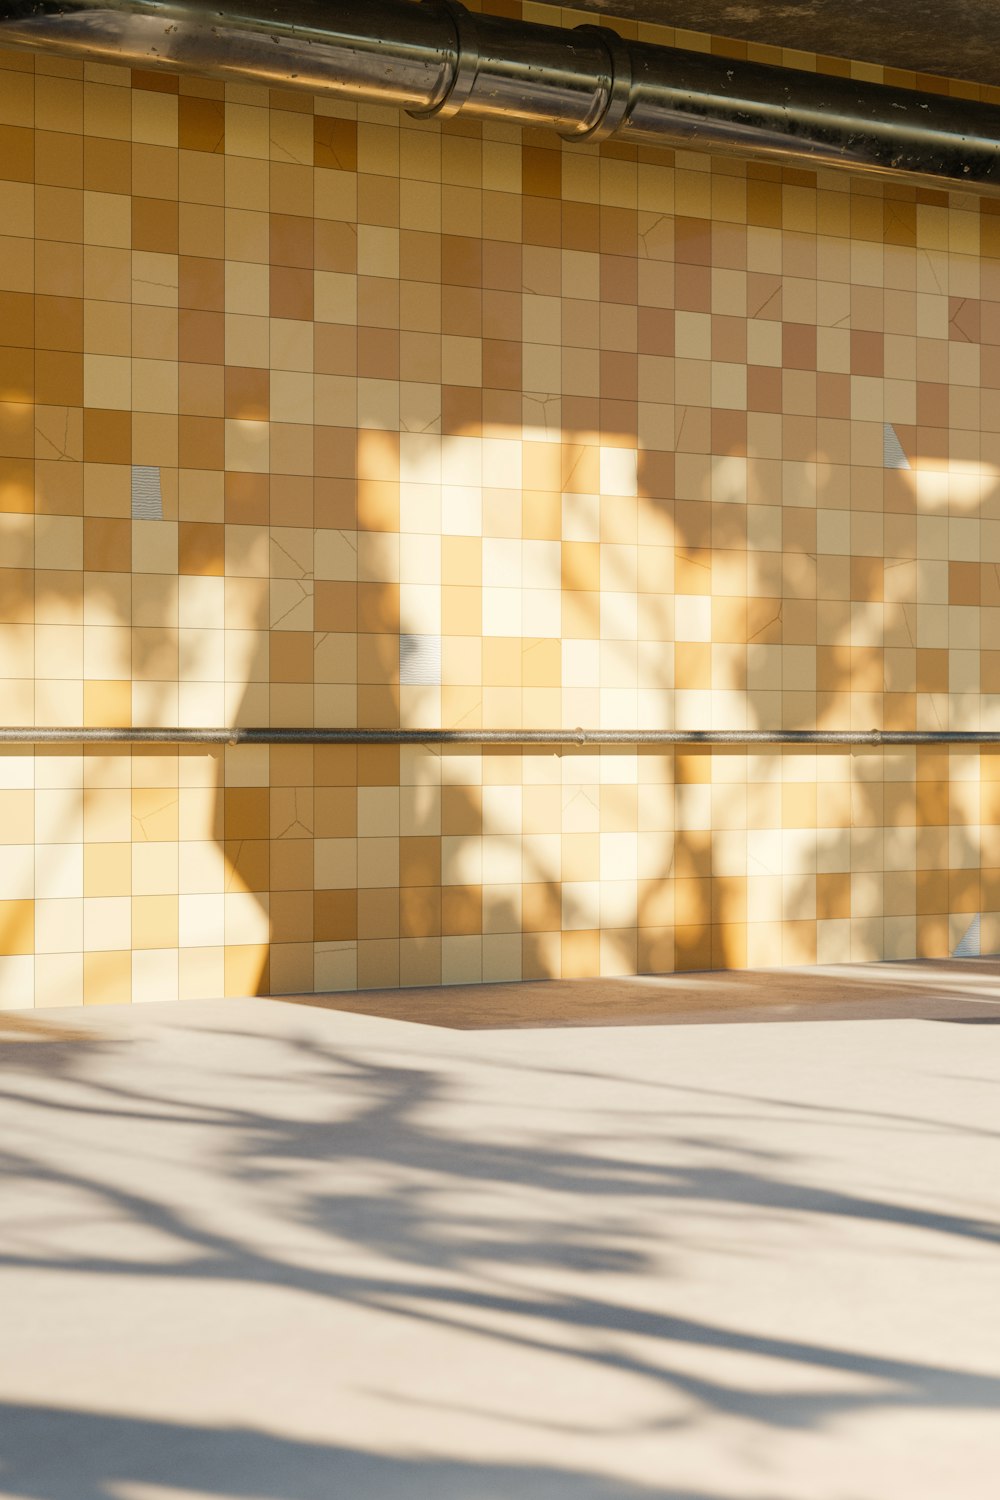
[543,215,997,981]
[1,537,269,1005]
[6,179,994,1002]
[271,262,998,1001]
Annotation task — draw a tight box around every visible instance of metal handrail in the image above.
[1,728,998,747]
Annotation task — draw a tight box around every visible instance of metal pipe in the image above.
[3,0,1000,194]
[3,727,1000,747]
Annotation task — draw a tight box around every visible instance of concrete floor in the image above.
[2,962,1000,1499]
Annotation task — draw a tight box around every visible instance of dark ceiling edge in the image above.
[517,0,1000,93]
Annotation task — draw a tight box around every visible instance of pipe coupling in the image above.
[561,25,633,144]
[407,0,480,122]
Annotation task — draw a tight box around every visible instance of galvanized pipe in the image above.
[3,728,1000,747]
[3,0,1000,193]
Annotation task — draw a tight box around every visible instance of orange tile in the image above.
[0,347,32,403]
[271,889,314,944]
[0,293,34,351]
[358,888,399,940]
[561,929,599,979]
[674,925,712,972]
[399,837,441,888]
[314,117,357,172]
[357,745,400,787]
[399,886,441,938]
[224,841,270,894]
[0,458,32,514]
[0,125,33,183]
[178,521,225,576]
[84,137,131,194]
[314,889,358,941]
[442,785,481,836]
[178,96,224,153]
[84,518,131,572]
[271,266,314,321]
[442,885,484,936]
[132,197,179,254]
[83,409,131,465]
[225,789,270,841]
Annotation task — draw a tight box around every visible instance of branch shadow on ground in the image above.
[2,1017,1000,1500]
[0,1403,692,1500]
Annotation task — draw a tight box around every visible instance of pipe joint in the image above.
[2,0,1000,194]
[406,0,480,122]
[562,24,633,145]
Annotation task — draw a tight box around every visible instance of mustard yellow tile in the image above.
[83,680,131,728]
[85,842,131,898]
[0,898,33,955]
[83,949,132,1006]
[131,788,179,842]
[522,638,560,688]
[132,895,178,950]
[224,942,269,998]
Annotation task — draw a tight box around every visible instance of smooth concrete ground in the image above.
[2,961,1000,1499]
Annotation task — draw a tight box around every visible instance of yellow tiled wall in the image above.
[2,4,1000,1008]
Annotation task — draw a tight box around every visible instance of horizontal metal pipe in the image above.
[2,727,1000,747]
[3,0,1000,193]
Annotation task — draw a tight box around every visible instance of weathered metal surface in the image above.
[1,727,999,746]
[528,0,1000,89]
[2,1,1000,193]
